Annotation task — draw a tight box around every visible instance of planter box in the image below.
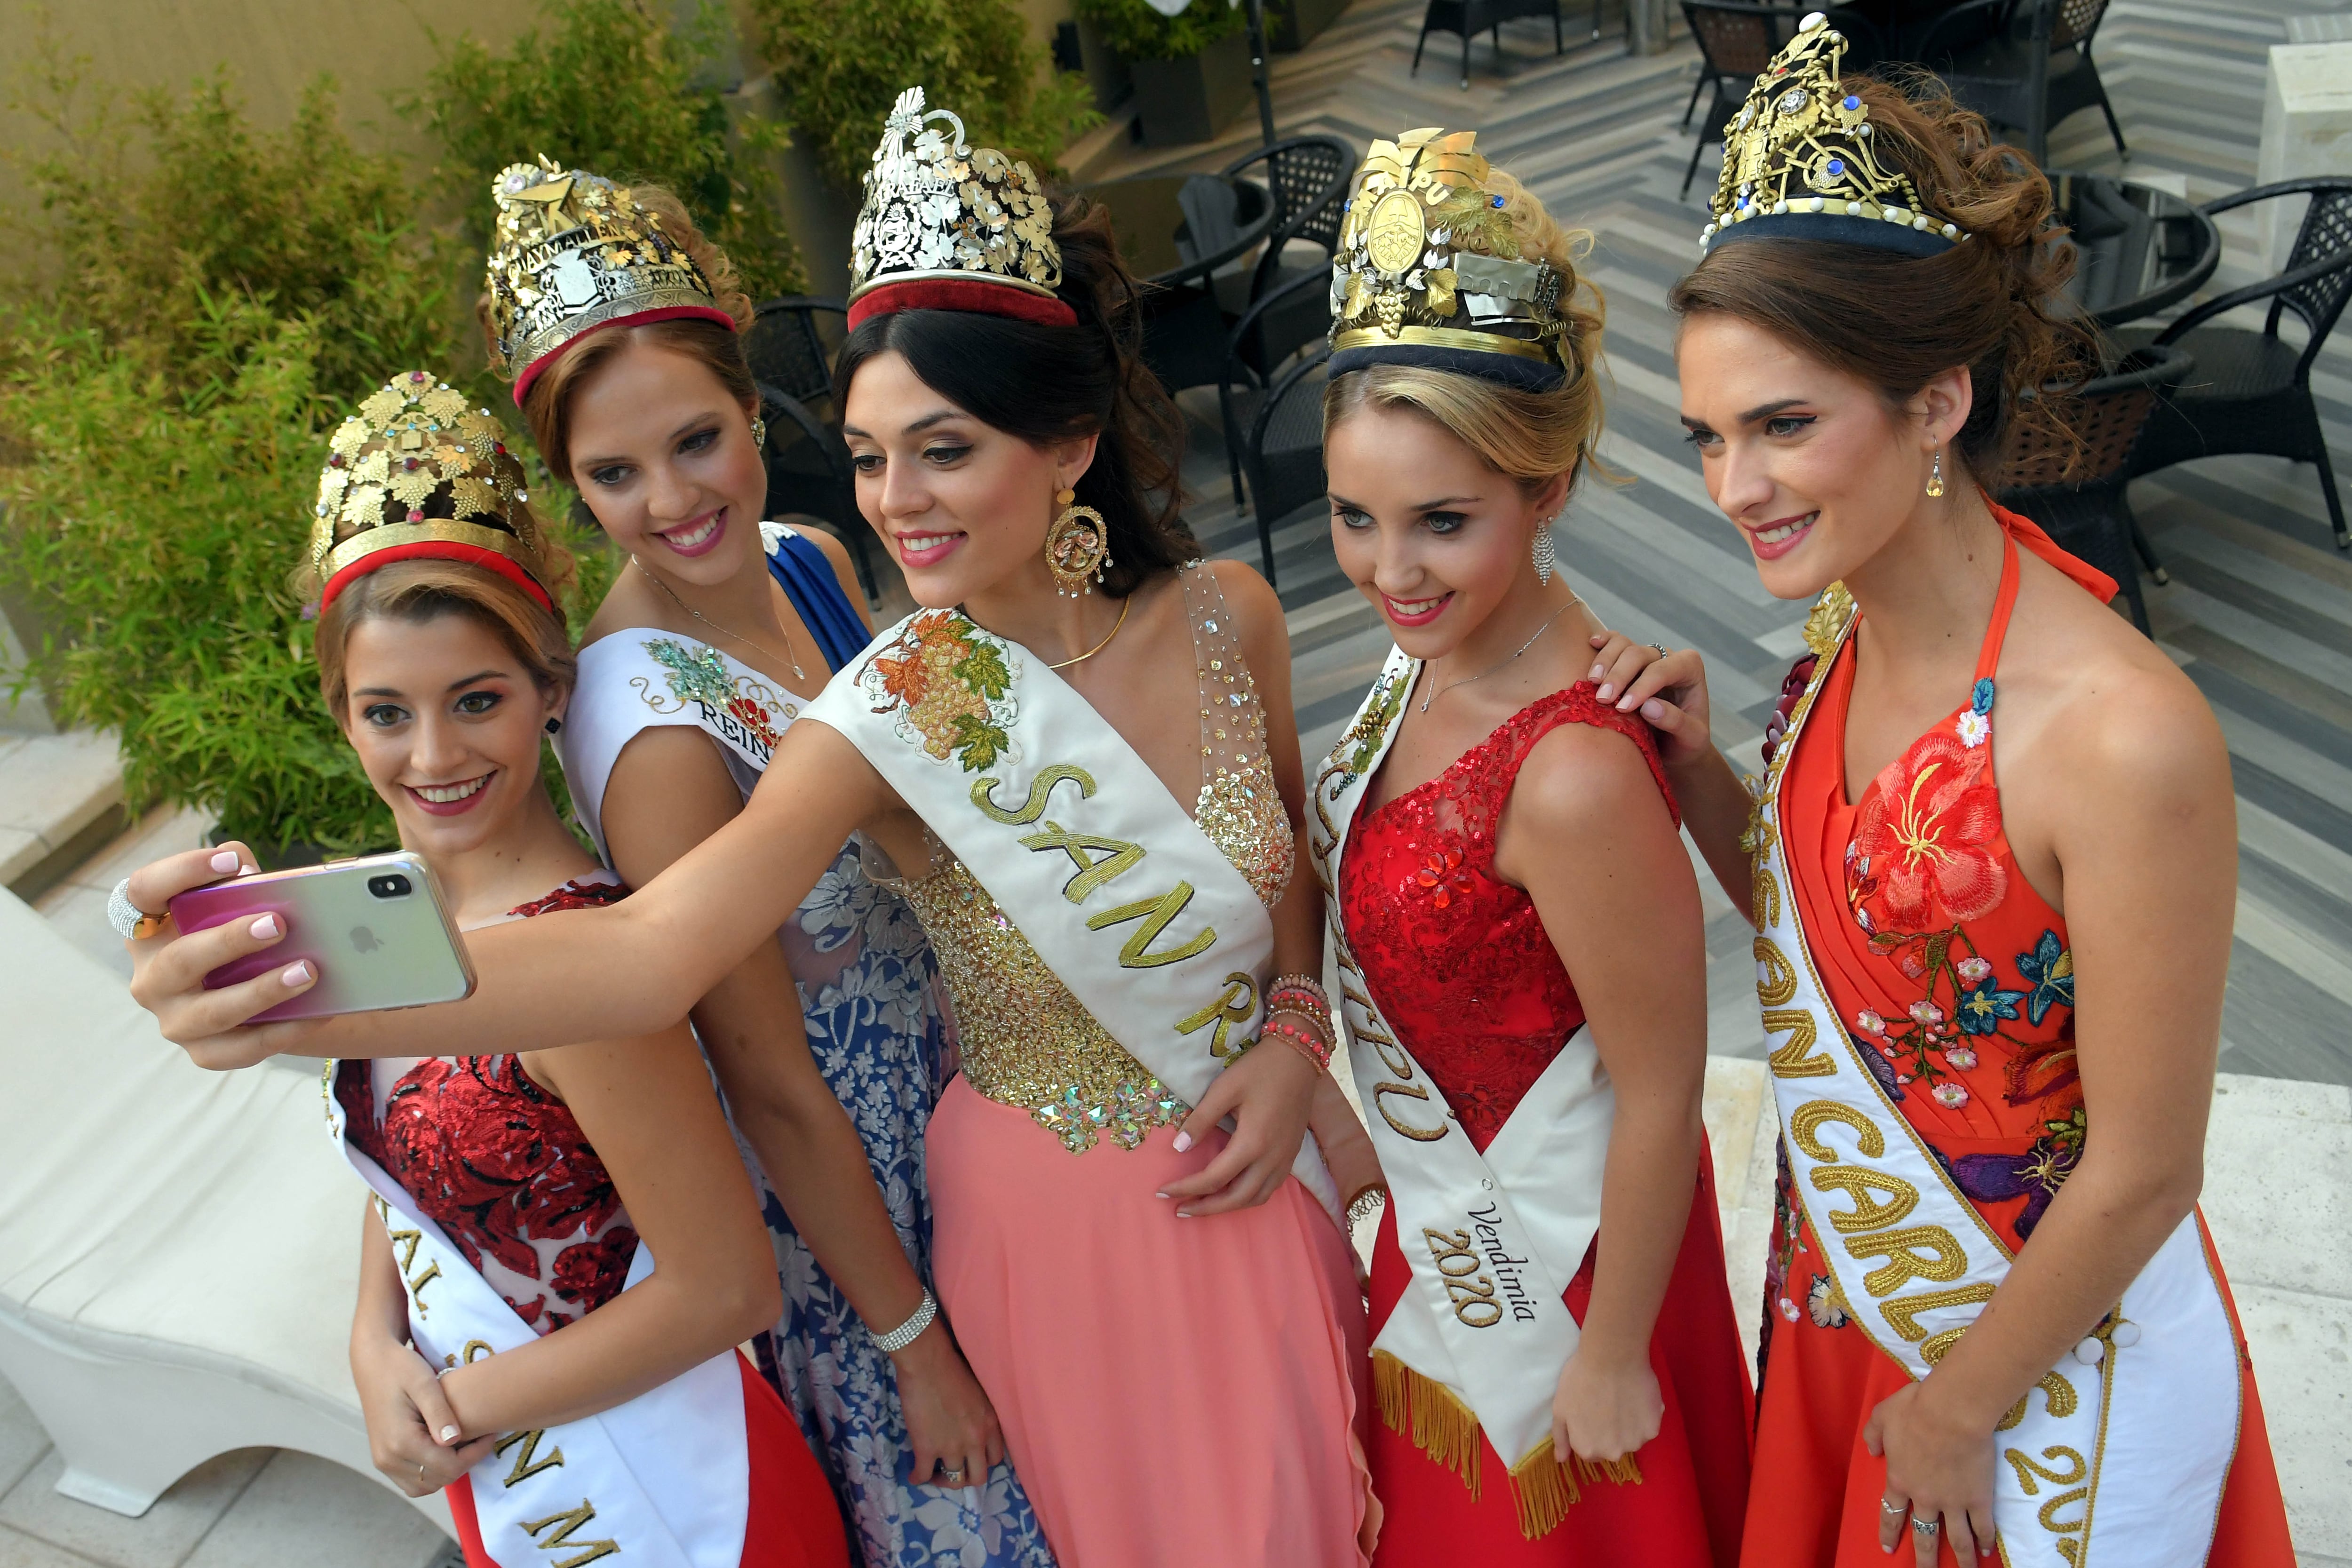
[1270,0,1346,52]
[1131,29,1254,148]
[1076,16,1135,112]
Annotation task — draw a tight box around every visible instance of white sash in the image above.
[802,608,1337,1216]
[325,1066,752,1568]
[1753,589,2241,1568]
[1305,647,1627,1537]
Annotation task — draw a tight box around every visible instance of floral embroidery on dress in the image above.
[1848,721,2006,934]
[637,638,791,757]
[2017,928,2075,1024]
[858,610,1017,770]
[1949,1106,2086,1240]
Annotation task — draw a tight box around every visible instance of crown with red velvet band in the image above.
[310,371,554,613]
[485,156,737,403]
[845,88,1073,330]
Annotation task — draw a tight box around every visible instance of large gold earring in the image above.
[1925,447,1946,499]
[1044,487,1110,597]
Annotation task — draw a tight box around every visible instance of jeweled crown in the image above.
[847,88,1062,316]
[484,156,731,398]
[310,370,552,611]
[1700,12,1968,257]
[1328,128,1572,389]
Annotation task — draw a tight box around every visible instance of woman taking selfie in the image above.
[124,90,1379,1568]
[480,158,1050,1568]
[294,371,845,1567]
[1306,129,1749,1566]
[1597,22,2293,1566]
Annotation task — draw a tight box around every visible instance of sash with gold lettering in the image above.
[802,609,1338,1215]
[1306,647,1627,1540]
[1751,589,2241,1568]
[325,1067,752,1568]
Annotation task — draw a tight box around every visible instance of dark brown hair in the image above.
[1668,74,2098,478]
[484,185,760,484]
[831,195,1194,597]
[312,558,577,721]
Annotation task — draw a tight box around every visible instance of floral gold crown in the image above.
[484,156,736,403]
[310,371,552,613]
[1700,12,1968,258]
[846,88,1072,330]
[1328,128,1572,391]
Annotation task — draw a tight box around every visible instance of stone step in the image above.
[0,732,126,903]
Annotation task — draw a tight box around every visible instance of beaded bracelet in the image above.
[1264,974,1333,1038]
[1261,1011,1334,1072]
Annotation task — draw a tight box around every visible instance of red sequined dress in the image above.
[1740,519,2293,1568]
[337,872,846,1568]
[1340,685,1753,1567]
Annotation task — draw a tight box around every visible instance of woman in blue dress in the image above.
[352,159,1054,1568]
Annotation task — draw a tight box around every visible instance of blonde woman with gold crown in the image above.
[1307,132,1753,1566]
[121,89,1382,1568]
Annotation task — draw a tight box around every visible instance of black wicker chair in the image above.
[1217,265,1337,557]
[1237,344,1335,588]
[743,297,881,601]
[1214,135,1354,376]
[1679,4,1882,200]
[1413,0,1582,88]
[1915,0,2125,167]
[1994,343,2195,633]
[2110,176,2352,551]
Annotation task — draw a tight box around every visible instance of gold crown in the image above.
[1701,13,1967,255]
[1328,128,1570,380]
[310,371,549,605]
[848,88,1061,306]
[484,156,726,389]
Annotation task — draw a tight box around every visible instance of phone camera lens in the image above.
[367,874,413,899]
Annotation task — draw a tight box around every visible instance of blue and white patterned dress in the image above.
[558,525,1055,1568]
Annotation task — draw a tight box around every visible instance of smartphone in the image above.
[169,851,476,1023]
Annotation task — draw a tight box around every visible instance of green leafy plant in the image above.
[1073,0,1253,61]
[410,0,807,301]
[748,0,1101,189]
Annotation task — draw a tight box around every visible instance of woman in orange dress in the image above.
[1605,20,2296,1568]
[1309,129,1751,1567]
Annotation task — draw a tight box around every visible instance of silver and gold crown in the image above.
[848,88,1061,307]
[310,370,550,606]
[484,156,727,390]
[1328,128,1570,387]
[1700,12,1968,256]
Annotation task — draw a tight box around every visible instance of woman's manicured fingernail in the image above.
[210,850,240,874]
[249,914,279,940]
[1641,699,1666,720]
[1596,683,1614,701]
[1589,663,1605,679]
[281,961,312,987]
[438,1425,460,1443]
[1172,1131,1192,1154]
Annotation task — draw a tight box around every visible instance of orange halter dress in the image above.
[1739,512,2294,1568]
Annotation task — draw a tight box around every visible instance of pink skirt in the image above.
[926,1074,1377,1568]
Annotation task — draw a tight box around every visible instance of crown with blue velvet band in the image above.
[1700,12,1970,258]
[1328,127,1572,390]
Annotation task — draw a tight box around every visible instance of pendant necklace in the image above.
[1418,597,1580,714]
[1047,595,1131,670]
[634,557,808,681]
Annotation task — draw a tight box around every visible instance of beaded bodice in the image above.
[880,564,1292,1153]
[1338,685,1676,1149]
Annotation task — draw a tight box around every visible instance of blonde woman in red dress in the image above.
[1307,128,1753,1568]
[1598,21,2295,1568]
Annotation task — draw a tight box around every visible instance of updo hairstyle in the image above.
[830,196,1194,598]
[1668,76,2098,478]
[1321,168,1611,505]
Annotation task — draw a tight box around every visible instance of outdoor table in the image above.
[1076,171,1276,393]
[2050,170,2219,329]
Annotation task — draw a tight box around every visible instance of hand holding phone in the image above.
[168,852,476,1023]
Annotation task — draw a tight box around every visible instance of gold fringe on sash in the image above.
[1370,1349,1643,1540]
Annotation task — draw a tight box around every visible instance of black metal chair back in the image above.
[1219,135,1355,301]
[2051,0,2112,50]
[2271,183,2352,359]
[746,297,847,411]
[1242,347,1334,584]
[1217,266,1336,579]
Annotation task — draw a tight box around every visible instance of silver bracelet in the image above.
[868,1288,938,1353]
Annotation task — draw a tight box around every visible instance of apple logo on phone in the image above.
[350,926,381,955]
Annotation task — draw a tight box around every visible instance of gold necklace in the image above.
[633,557,807,681]
[1047,594,1130,670]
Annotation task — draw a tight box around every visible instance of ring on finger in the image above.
[107,879,170,941]
[1647,642,1667,654]
[1880,1497,1908,1517]
[938,1464,964,1484]
[1912,1517,1941,1536]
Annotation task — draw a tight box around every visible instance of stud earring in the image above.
[1044,487,1111,597]
[544,716,564,735]
[1532,520,1558,585]
[1926,447,1945,499]
[749,414,767,451]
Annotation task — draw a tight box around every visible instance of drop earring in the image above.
[1532,520,1557,585]
[1926,447,1946,499]
[1043,487,1111,597]
[749,414,767,451]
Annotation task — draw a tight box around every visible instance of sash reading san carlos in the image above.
[1750,585,2241,1568]
[1308,645,1634,1542]
[803,607,1339,1214]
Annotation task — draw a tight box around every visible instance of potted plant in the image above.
[1269,0,1343,53]
[1075,0,1256,148]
